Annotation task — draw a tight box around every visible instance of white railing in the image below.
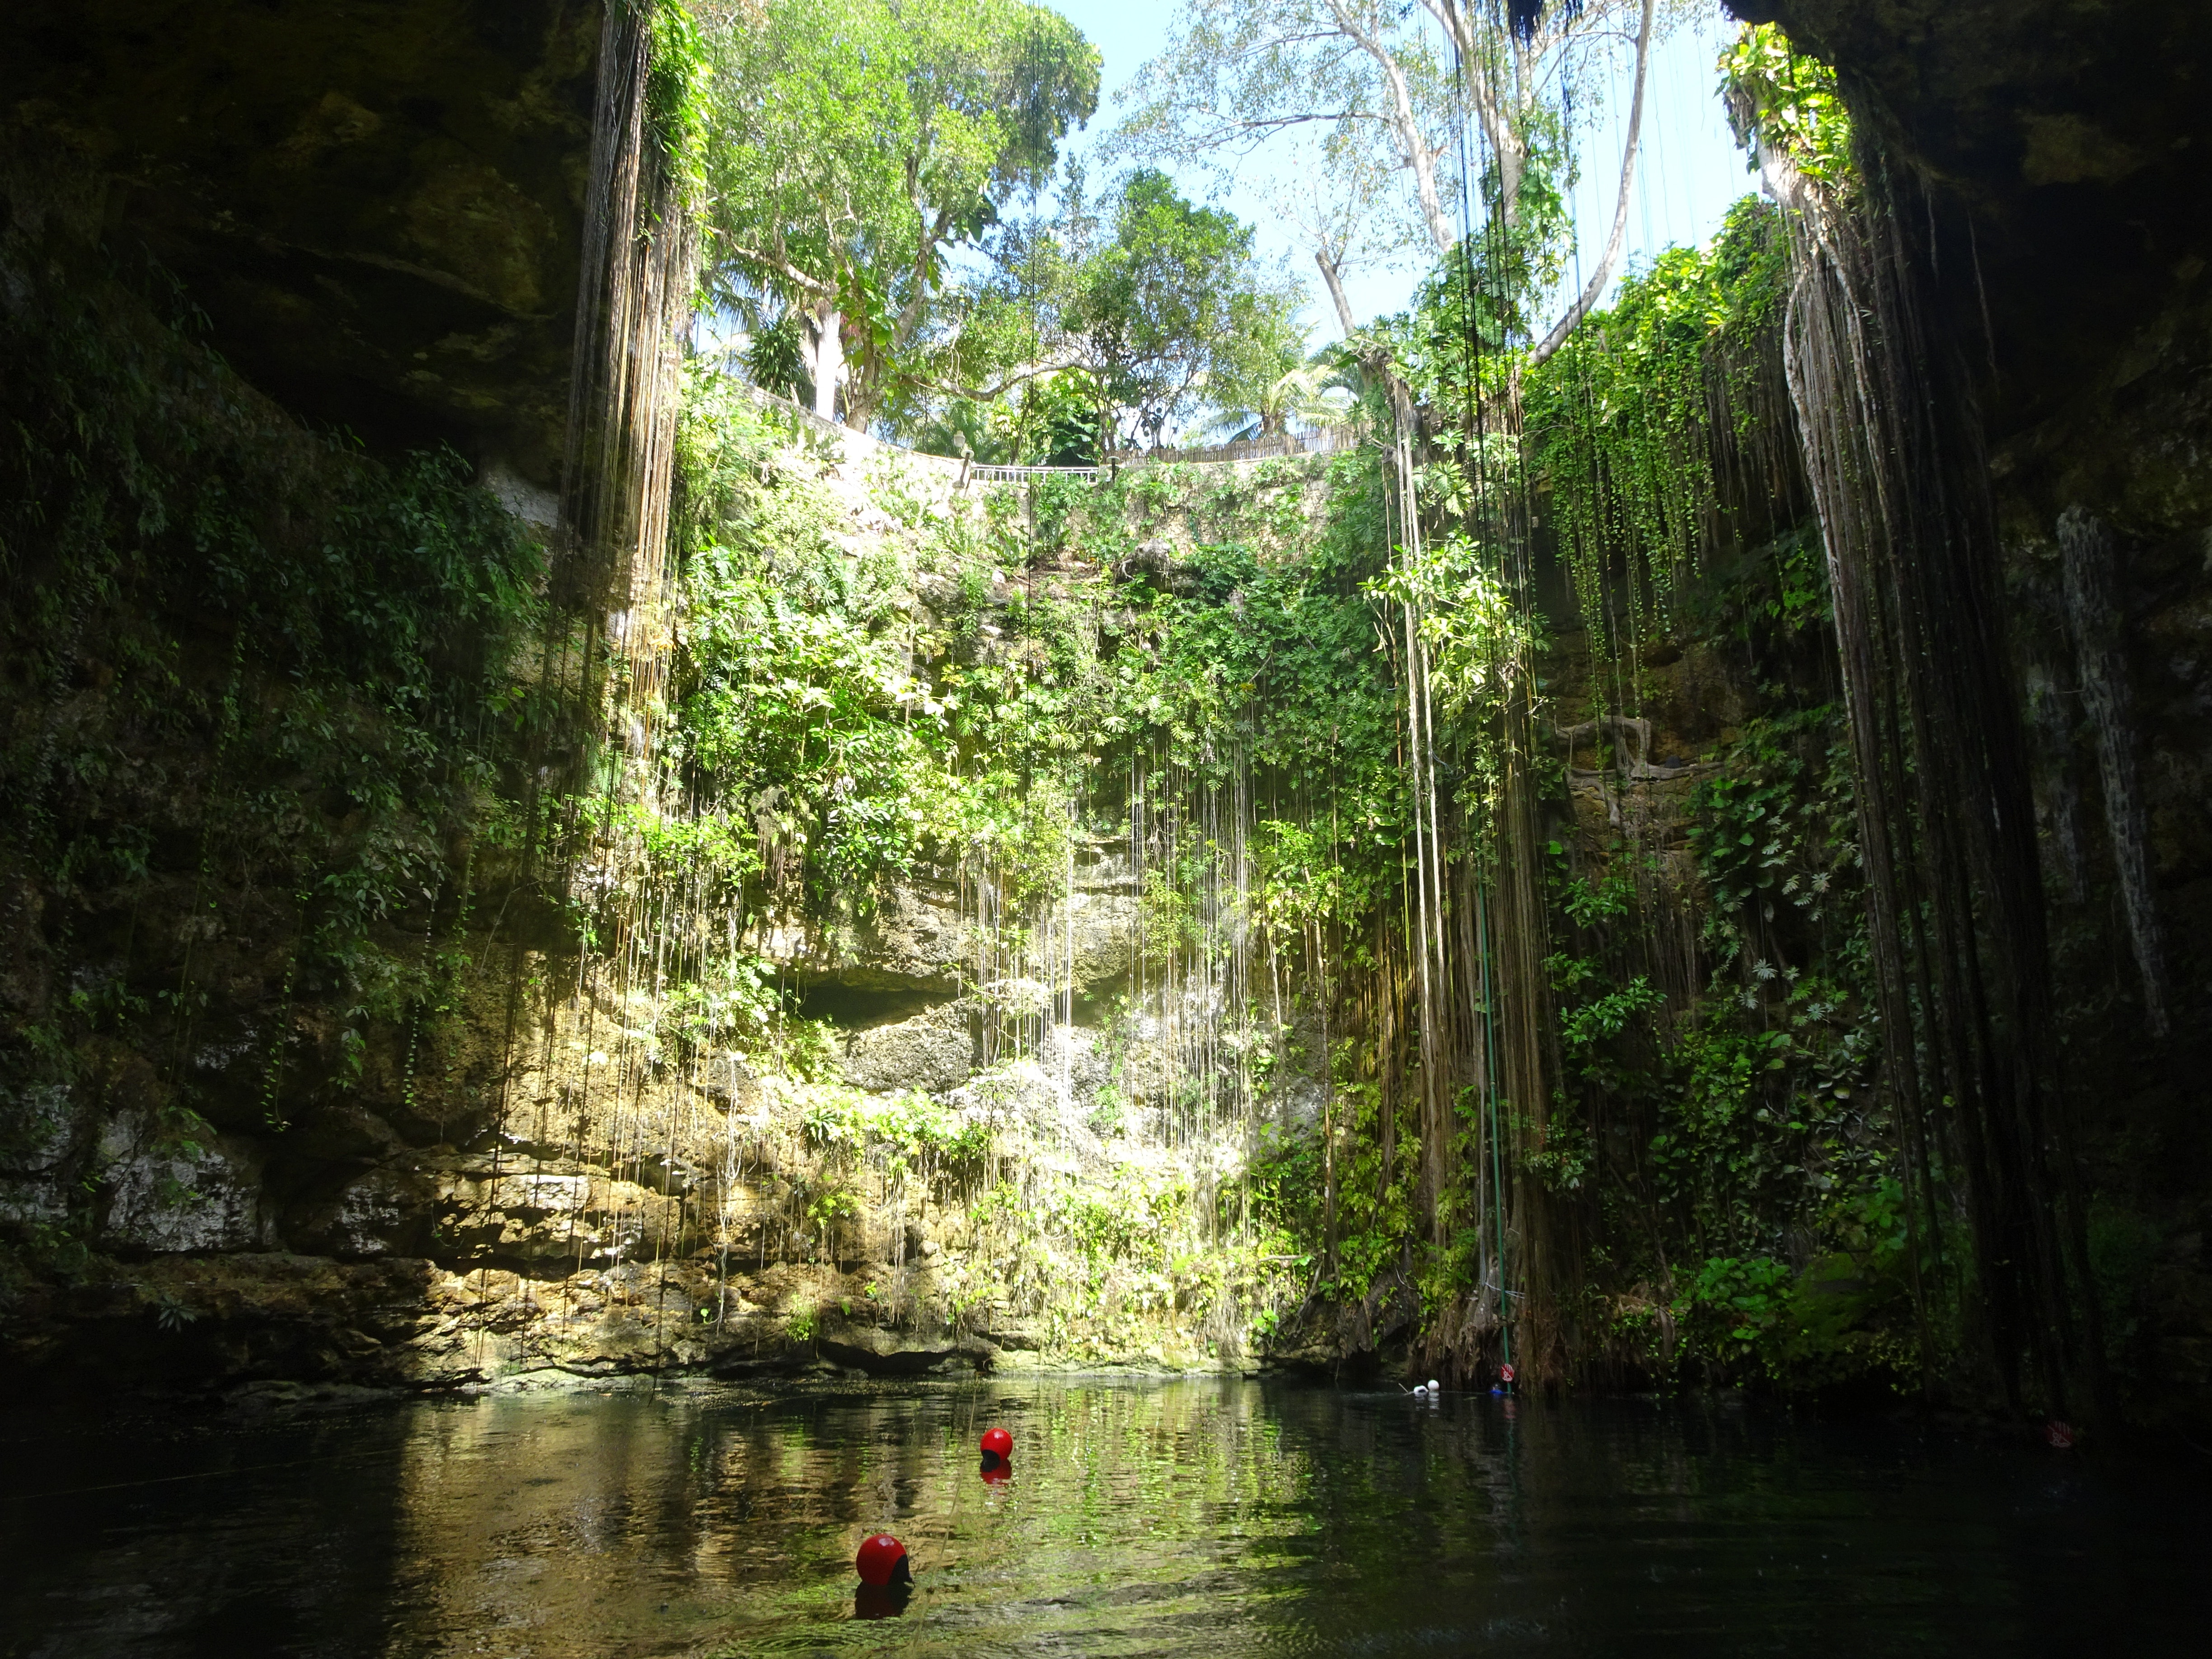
[966,463,1104,483]
[1105,424,1369,467]
[739,383,1367,481]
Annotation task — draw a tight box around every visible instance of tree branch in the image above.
[1324,0,1457,253]
[926,356,1085,404]
[1530,0,1655,366]
[1315,245,1358,337]
[723,241,834,300]
[892,204,957,351]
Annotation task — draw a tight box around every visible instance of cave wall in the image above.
[12,0,2207,1408]
[1,0,605,489]
[1732,0,2212,1415]
[0,2,614,1393]
[0,300,1335,1392]
[1730,2,2211,447]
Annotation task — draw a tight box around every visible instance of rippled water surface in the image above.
[3,1377,2204,1655]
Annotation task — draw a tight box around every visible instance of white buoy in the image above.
[1426,1379,1440,1393]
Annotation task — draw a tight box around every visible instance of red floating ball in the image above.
[980,1427,1013,1459]
[855,1533,909,1587]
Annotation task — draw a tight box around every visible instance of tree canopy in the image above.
[703,0,1100,427]
[1118,0,1671,359]
[1066,171,1305,451]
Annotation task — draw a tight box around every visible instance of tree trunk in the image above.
[806,305,843,423]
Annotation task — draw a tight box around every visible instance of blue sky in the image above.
[1050,0,1758,343]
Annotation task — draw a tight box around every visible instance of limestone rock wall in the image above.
[0,411,1328,1393]
[0,0,605,482]
[1734,0,2212,1422]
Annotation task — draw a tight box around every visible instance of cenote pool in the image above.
[2,1378,2204,1655]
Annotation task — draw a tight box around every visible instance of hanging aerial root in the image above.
[2057,505,2168,1037]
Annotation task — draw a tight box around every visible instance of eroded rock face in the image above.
[811,1314,994,1377]
[0,1086,75,1233]
[0,0,603,481]
[757,844,1142,998]
[286,1166,437,1261]
[756,879,970,994]
[1731,0,2212,443]
[1732,0,2212,1422]
[843,1002,975,1094]
[953,1059,1094,1153]
[98,1114,274,1256]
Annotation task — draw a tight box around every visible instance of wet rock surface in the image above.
[1735,0,2212,1423]
[0,0,602,481]
[843,1001,976,1094]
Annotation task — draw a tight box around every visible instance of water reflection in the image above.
[853,1581,913,1621]
[2,1379,2204,1655]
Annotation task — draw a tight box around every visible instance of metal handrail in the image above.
[737,381,1364,480]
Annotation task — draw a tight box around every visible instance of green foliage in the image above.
[1031,370,1106,466]
[1523,194,1793,645]
[1556,971,1664,1059]
[1678,1252,1795,1359]
[742,314,808,403]
[2085,1201,2166,1396]
[1064,169,1305,448]
[643,0,715,207]
[870,1088,992,1174]
[1672,1178,1917,1388]
[800,1085,990,1209]
[1673,521,1832,652]
[1648,968,1883,1272]
[953,1157,1300,1348]
[674,383,1410,965]
[667,295,1907,1394]
[1303,1048,1420,1305]
[802,1185,860,1247]
[1251,819,1345,945]
[1377,525,1532,722]
[1757,524,1831,636]
[1718,23,1856,192]
[1,244,547,1135]
[674,374,963,911]
[1520,1101,1595,1195]
[1689,705,1859,977]
[702,0,1100,427]
[1119,485,1404,820]
[1391,123,1574,390]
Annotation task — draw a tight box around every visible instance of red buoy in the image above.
[855,1533,910,1587]
[980,1427,1013,1461]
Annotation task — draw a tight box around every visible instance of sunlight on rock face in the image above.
[2,0,2210,1443]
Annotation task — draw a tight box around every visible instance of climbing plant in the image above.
[1522,194,1793,653]
[0,230,550,1211]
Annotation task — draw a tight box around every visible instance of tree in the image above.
[1118,0,1669,362]
[1066,170,1305,450]
[1115,0,1451,329]
[703,0,1099,427]
[909,166,1304,457]
[1204,360,1356,442]
[1427,0,1661,359]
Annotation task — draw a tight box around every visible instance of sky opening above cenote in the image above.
[1052,0,1755,347]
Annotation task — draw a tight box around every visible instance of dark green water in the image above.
[2,1378,2203,1655]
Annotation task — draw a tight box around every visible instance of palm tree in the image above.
[1204,360,1359,443]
